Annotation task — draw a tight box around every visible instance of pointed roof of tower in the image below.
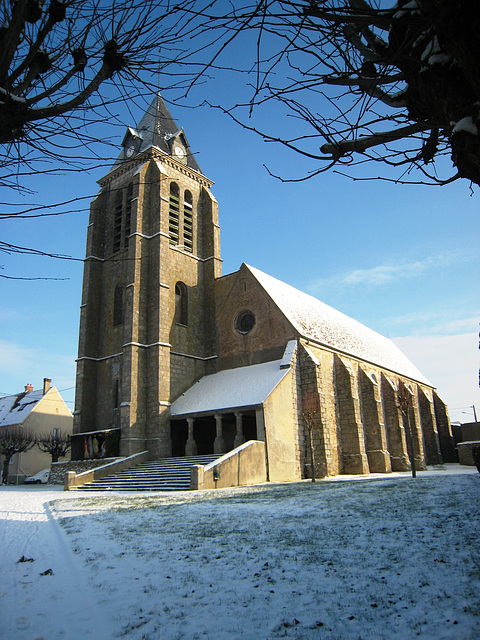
[114,93,202,173]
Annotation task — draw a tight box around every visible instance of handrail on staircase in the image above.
[64,451,150,491]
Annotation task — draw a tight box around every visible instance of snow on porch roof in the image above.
[245,264,430,386]
[170,359,290,418]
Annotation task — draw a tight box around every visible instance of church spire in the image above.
[116,93,202,173]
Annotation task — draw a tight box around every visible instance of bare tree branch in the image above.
[183,0,480,186]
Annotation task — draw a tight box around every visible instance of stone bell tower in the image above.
[73,94,222,458]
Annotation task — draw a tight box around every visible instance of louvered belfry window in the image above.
[113,190,123,253]
[169,183,180,245]
[124,184,133,248]
[183,190,193,252]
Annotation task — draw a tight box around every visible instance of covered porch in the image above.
[170,408,263,457]
[169,356,292,459]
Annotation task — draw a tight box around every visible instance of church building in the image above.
[73,94,454,482]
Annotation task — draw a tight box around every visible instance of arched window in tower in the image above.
[174,282,188,325]
[183,190,193,252]
[113,190,123,253]
[113,379,120,409]
[169,183,180,245]
[113,283,125,326]
[124,183,133,248]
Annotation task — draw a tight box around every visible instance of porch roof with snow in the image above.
[245,264,430,386]
[170,358,290,418]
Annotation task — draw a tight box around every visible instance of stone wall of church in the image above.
[297,342,341,478]
[358,367,391,473]
[290,346,306,476]
[170,353,209,401]
[215,267,296,370]
[433,392,455,462]
[293,340,451,478]
[263,369,302,482]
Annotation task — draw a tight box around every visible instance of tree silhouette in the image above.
[0,0,197,192]
[36,431,71,464]
[187,0,480,186]
[0,427,35,484]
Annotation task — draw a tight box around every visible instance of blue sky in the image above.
[1,84,479,424]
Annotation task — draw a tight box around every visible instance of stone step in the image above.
[74,454,220,492]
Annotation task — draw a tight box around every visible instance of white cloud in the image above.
[381,312,480,336]
[342,261,427,286]
[392,332,480,420]
[308,251,472,292]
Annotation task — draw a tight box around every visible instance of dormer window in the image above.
[166,129,189,165]
[121,127,142,160]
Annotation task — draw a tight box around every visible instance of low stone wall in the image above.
[191,441,267,490]
[50,459,119,485]
[457,441,480,467]
[64,451,150,490]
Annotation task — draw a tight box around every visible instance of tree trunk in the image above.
[2,456,12,484]
[404,409,416,479]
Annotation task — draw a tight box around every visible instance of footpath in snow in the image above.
[1,465,479,640]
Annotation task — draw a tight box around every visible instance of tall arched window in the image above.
[113,283,125,326]
[174,282,188,325]
[113,190,123,253]
[169,183,180,245]
[183,190,193,252]
[113,379,120,409]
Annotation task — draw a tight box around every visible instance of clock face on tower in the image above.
[174,145,185,159]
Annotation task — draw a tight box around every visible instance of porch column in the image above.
[214,413,225,454]
[185,418,197,456]
[234,411,246,447]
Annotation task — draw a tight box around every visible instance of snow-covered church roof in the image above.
[246,265,430,385]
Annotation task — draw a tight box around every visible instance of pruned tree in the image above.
[186,0,480,186]
[0,427,35,484]
[0,0,202,278]
[36,430,71,463]
[0,0,198,192]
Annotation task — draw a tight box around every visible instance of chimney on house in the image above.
[43,378,52,395]
[25,383,34,393]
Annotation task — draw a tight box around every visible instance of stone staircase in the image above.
[73,455,220,492]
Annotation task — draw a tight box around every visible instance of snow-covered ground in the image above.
[1,465,479,640]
